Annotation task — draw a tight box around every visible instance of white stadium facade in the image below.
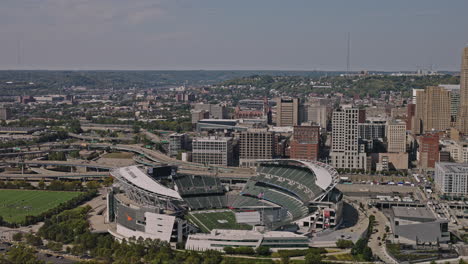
[106,159,342,251]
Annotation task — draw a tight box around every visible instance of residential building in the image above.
[276,97,299,126]
[192,137,234,166]
[435,162,468,196]
[290,125,320,161]
[330,107,367,170]
[194,103,227,119]
[447,140,468,163]
[168,133,187,157]
[191,110,209,124]
[239,128,274,167]
[358,121,386,141]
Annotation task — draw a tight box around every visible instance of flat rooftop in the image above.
[436,162,468,174]
[392,207,436,221]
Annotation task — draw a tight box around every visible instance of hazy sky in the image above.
[1,0,468,71]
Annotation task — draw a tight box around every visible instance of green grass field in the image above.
[0,189,82,223]
[188,210,251,232]
[102,152,134,159]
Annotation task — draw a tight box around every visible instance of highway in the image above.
[0,148,80,158]
[1,136,255,179]
[88,143,255,178]
[0,172,108,180]
[1,160,112,170]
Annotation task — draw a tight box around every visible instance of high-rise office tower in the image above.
[457,47,468,134]
[439,84,460,123]
[290,125,320,161]
[330,107,367,170]
[406,104,415,131]
[239,128,274,167]
[386,120,406,153]
[412,86,451,134]
[276,97,299,126]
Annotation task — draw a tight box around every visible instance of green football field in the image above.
[0,189,82,223]
[188,210,251,233]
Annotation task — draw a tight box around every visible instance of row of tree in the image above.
[32,205,330,264]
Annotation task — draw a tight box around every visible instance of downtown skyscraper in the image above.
[457,47,468,134]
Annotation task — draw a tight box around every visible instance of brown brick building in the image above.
[290,125,320,161]
[418,133,440,169]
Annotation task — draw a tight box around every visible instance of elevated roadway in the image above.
[0,160,112,170]
[0,172,109,181]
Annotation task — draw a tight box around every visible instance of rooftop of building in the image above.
[436,162,468,174]
[192,136,233,141]
[392,207,436,221]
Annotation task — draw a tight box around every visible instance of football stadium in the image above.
[107,159,342,251]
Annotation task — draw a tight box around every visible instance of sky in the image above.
[1,0,468,71]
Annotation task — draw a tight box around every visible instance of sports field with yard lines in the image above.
[188,210,252,232]
[0,189,82,223]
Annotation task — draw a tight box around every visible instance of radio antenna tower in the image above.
[17,39,21,67]
[346,32,351,74]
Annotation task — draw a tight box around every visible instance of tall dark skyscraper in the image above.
[457,47,468,134]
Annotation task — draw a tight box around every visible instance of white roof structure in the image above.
[112,166,182,200]
[300,160,335,190]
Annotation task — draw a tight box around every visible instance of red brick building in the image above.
[406,103,415,131]
[290,125,320,160]
[418,133,440,169]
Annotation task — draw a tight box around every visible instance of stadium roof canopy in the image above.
[112,166,182,200]
[256,159,339,193]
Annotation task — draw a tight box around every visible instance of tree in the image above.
[69,119,82,134]
[255,246,271,256]
[86,181,100,190]
[25,233,43,246]
[278,251,290,264]
[12,232,23,242]
[38,180,45,190]
[336,239,354,249]
[223,247,235,254]
[202,250,222,264]
[7,244,45,264]
[362,246,373,261]
[184,251,202,264]
[305,251,323,264]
